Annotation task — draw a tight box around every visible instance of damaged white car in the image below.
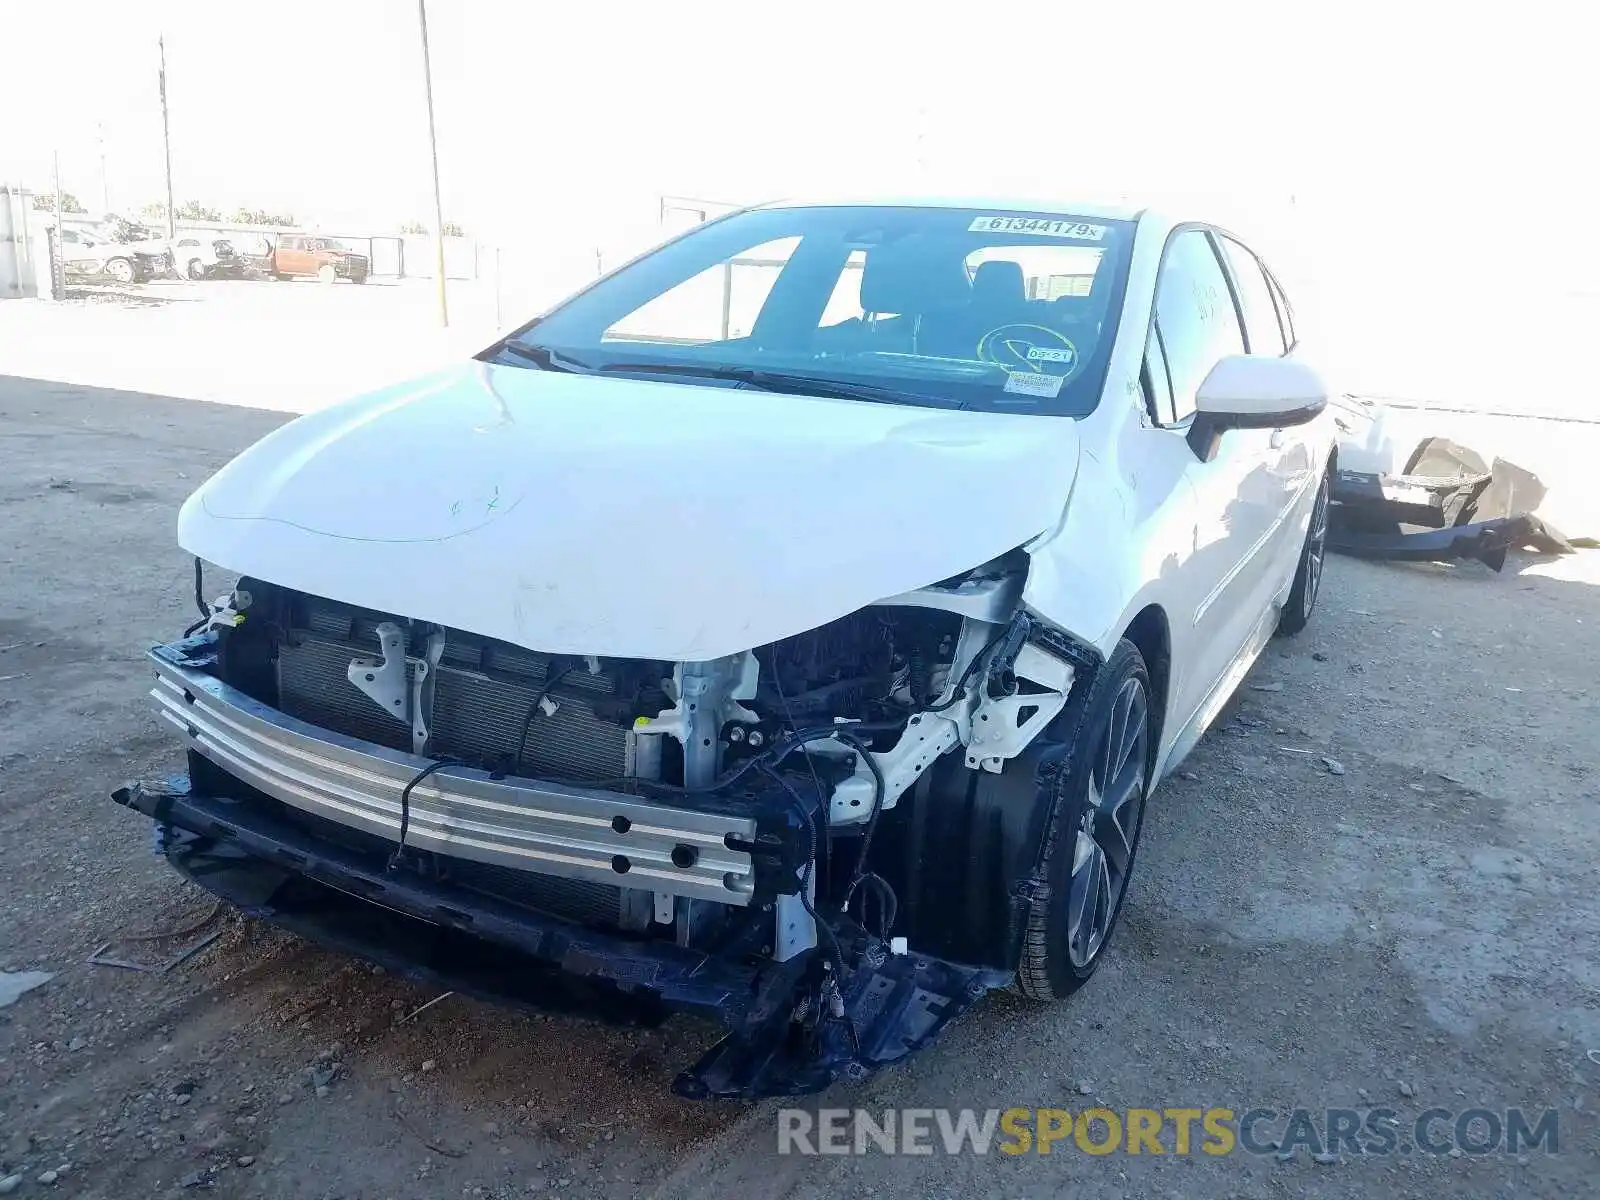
[116,200,1334,1097]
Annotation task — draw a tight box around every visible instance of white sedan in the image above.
[126,198,1333,1097]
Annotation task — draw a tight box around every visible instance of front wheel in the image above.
[185,258,206,280]
[1017,638,1152,1000]
[103,257,135,285]
[317,264,337,284]
[1275,467,1331,637]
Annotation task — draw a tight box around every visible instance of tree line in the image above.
[32,192,467,236]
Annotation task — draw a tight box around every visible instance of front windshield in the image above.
[495,205,1133,416]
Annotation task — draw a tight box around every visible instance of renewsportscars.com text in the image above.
[777,1106,1560,1157]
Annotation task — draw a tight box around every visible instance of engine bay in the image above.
[131,558,1088,1096]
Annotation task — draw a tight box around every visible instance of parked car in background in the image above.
[126,232,233,280]
[57,227,160,284]
[169,234,232,280]
[272,234,369,283]
[224,234,277,279]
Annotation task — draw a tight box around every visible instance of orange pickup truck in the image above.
[271,235,369,284]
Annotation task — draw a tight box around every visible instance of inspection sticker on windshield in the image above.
[1003,371,1066,399]
[968,215,1107,241]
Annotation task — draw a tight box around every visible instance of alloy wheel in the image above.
[1303,475,1330,618]
[1066,676,1149,968]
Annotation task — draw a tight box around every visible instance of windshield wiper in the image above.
[496,341,595,373]
[594,361,963,408]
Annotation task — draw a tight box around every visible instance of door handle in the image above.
[1269,429,1286,450]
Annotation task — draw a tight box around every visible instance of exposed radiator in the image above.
[276,631,631,781]
[271,600,640,928]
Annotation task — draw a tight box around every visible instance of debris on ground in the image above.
[0,969,52,1009]
[1327,413,1595,570]
[398,991,456,1025]
[86,902,225,974]
[392,1104,467,1158]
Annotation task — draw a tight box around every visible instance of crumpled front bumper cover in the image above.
[1328,454,1575,571]
[113,774,1006,1099]
[1327,509,1571,570]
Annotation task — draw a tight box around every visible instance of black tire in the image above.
[185,258,206,281]
[1276,467,1331,638]
[1017,638,1153,1001]
[103,257,135,285]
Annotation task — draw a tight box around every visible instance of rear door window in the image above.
[1266,271,1297,349]
[1218,237,1286,356]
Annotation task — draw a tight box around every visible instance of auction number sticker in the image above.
[968,215,1107,240]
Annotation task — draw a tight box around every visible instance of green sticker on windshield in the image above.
[977,325,1079,377]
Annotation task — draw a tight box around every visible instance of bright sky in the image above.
[7,2,1592,238]
[5,0,1598,398]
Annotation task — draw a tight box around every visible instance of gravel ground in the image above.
[1,373,1596,1198]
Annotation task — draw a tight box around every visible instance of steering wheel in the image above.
[975,324,1081,377]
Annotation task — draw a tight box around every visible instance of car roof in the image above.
[753,195,1147,223]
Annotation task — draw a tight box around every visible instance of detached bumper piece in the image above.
[113,775,1006,1099]
[1328,437,1577,571]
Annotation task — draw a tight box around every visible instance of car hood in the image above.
[180,361,1081,660]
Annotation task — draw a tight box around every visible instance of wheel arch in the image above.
[1120,603,1171,754]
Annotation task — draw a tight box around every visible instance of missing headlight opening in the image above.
[116,554,1092,1098]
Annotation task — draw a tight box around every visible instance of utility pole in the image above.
[97,122,110,213]
[416,0,448,327]
[51,151,64,299]
[158,36,175,237]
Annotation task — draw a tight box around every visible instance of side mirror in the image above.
[1186,355,1328,462]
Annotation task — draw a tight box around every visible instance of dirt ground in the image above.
[1,373,1596,1199]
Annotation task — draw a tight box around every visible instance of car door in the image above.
[1144,227,1285,732]
[59,229,88,273]
[307,238,333,273]
[1216,235,1313,586]
[276,235,308,276]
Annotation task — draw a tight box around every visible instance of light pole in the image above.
[97,122,110,213]
[416,0,448,327]
[158,36,175,238]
